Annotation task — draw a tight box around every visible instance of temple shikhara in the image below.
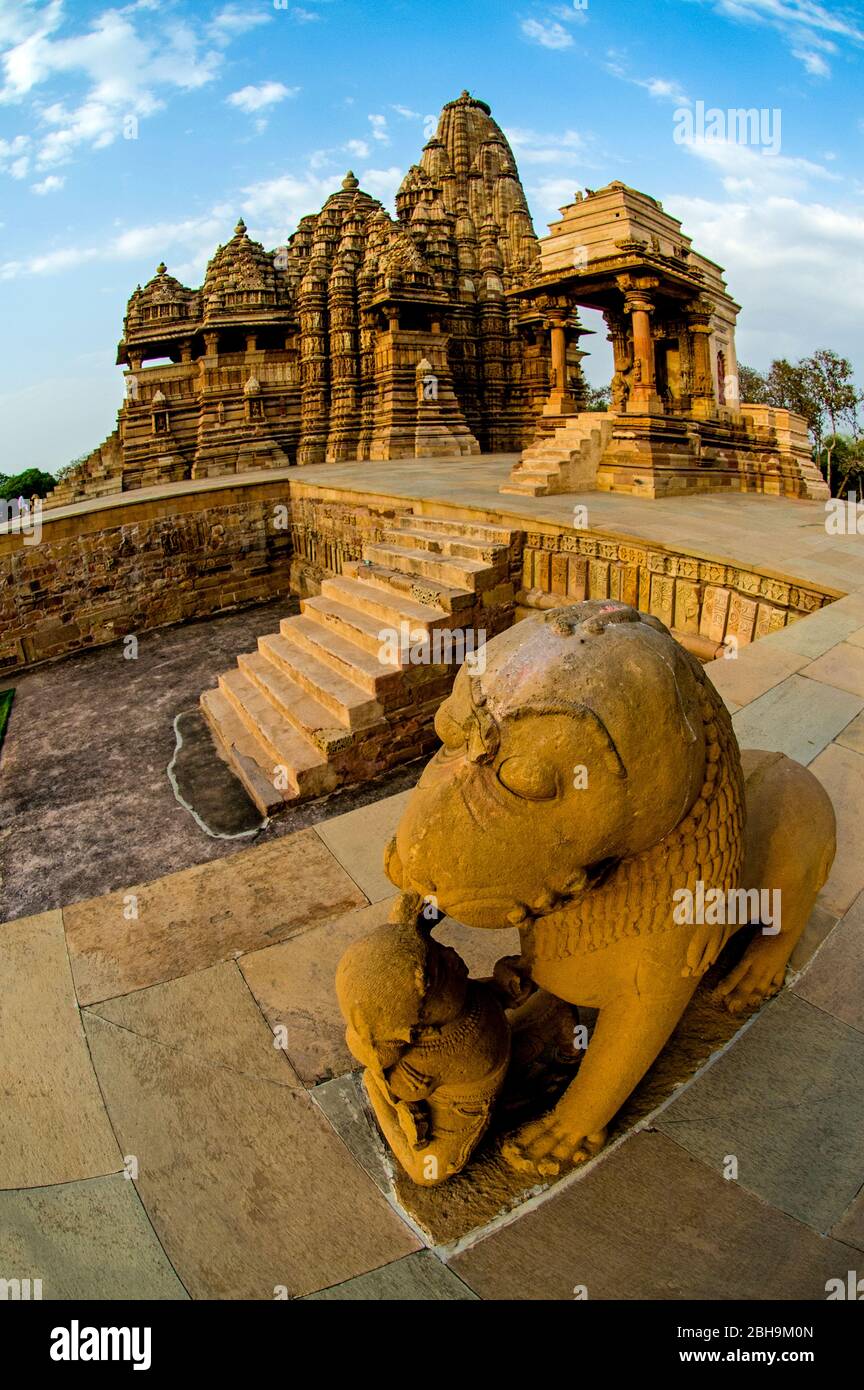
[49,90,825,507]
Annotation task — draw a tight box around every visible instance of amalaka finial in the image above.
[234,217,247,236]
[156,262,167,275]
[342,171,359,190]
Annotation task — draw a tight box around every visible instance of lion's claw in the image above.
[502,1116,607,1176]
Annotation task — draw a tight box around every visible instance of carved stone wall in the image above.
[0,481,293,672]
[517,527,833,647]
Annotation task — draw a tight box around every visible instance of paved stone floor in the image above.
[0,600,423,922]
[3,464,864,1298]
[2,589,864,1297]
[37,455,864,595]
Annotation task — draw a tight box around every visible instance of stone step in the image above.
[321,575,453,633]
[342,559,476,614]
[200,688,294,816]
[390,515,512,545]
[302,594,419,661]
[216,670,338,801]
[364,542,498,592]
[258,632,383,729]
[238,650,369,757]
[380,526,508,563]
[280,614,404,698]
[500,479,548,497]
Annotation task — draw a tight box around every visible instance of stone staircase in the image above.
[201,514,517,814]
[502,412,614,497]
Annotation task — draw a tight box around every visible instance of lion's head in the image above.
[385,601,710,930]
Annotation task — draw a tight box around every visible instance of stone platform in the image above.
[2,585,864,1295]
[3,457,864,1298]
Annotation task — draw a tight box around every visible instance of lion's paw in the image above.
[501,1115,607,1177]
[714,955,786,1014]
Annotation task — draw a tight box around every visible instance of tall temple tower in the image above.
[50,93,562,505]
[396,91,547,451]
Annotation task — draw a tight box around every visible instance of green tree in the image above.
[737,364,769,403]
[55,452,90,484]
[584,383,612,411]
[0,468,57,502]
[800,350,861,494]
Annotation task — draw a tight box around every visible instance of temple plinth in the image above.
[503,181,828,501]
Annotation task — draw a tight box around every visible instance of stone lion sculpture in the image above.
[380,600,836,1179]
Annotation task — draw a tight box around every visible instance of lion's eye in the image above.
[434,703,465,753]
[496,756,558,801]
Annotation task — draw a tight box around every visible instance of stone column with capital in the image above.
[623,292,662,414]
[542,309,578,417]
[686,302,717,418]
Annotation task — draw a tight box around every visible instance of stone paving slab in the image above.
[313,791,413,902]
[240,893,520,1087]
[0,911,121,1189]
[754,606,864,659]
[83,1011,419,1299]
[831,1189,864,1252]
[731,675,864,768]
[64,831,367,1005]
[803,642,864,699]
[836,709,864,754]
[312,1073,393,1197]
[793,891,864,1035]
[0,1175,188,1300]
[302,1251,479,1301]
[808,741,864,916]
[87,961,300,1087]
[451,1130,854,1300]
[655,992,864,1233]
[240,899,396,1086]
[703,646,809,707]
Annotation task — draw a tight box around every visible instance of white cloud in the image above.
[528,176,586,217]
[0,133,29,178]
[369,113,389,143]
[207,5,271,45]
[392,104,420,120]
[605,56,691,107]
[677,131,839,196]
[357,166,402,204]
[669,189,864,365]
[31,173,64,194]
[521,19,574,49]
[0,1,253,176]
[505,126,588,165]
[345,138,370,159]
[697,0,864,77]
[227,81,299,114]
[791,47,830,76]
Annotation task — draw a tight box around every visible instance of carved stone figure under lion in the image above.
[338,601,836,1183]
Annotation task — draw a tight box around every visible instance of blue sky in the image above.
[1,0,862,473]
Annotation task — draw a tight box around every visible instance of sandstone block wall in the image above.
[0,482,294,673]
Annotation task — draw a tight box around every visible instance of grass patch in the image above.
[0,688,14,755]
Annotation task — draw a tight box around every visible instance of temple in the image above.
[48,92,824,509]
[49,93,567,505]
[503,182,827,499]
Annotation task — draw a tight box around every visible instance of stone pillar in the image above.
[687,304,716,418]
[204,331,219,357]
[542,310,577,417]
[623,293,661,414]
[245,333,258,353]
[180,339,193,363]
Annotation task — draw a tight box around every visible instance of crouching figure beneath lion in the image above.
[341,601,836,1183]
